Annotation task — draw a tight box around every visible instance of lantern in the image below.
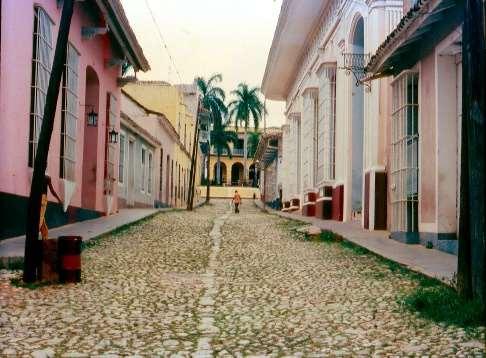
[108,128,118,144]
[86,108,98,127]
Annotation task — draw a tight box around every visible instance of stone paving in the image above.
[0,200,485,357]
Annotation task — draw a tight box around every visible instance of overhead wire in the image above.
[144,0,183,83]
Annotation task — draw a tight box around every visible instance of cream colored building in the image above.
[122,81,201,208]
[262,0,402,229]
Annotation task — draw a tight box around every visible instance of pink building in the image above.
[367,0,463,254]
[0,0,149,239]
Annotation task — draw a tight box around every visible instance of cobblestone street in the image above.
[0,201,484,357]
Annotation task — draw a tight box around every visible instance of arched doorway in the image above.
[248,163,259,187]
[82,66,100,210]
[213,162,227,185]
[350,16,365,220]
[231,162,244,186]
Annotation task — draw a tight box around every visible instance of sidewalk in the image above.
[0,208,163,260]
[255,201,457,284]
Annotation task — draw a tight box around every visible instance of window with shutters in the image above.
[118,133,126,184]
[29,7,53,166]
[60,43,79,180]
[105,94,117,181]
[141,147,146,192]
[148,151,153,194]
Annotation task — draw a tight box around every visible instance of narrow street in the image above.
[0,201,484,357]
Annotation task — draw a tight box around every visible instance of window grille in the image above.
[302,90,317,191]
[391,72,419,232]
[118,133,125,184]
[148,151,153,194]
[317,65,337,184]
[29,7,53,166]
[60,44,79,180]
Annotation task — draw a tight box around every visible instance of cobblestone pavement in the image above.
[0,201,485,357]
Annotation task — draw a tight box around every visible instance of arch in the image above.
[213,161,227,185]
[231,162,244,186]
[349,14,365,220]
[82,66,100,210]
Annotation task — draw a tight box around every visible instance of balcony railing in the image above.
[232,148,244,156]
[209,148,254,157]
[341,53,371,90]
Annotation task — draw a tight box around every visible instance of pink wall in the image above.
[0,0,121,214]
[419,53,437,224]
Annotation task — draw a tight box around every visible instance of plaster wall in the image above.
[0,0,121,214]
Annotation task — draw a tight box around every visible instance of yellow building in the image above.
[207,126,261,187]
[123,81,201,208]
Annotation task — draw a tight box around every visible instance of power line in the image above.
[144,0,183,83]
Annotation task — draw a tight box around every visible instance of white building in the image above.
[262,0,402,229]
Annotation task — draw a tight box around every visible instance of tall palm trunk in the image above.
[243,126,248,185]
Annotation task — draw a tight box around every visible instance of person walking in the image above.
[232,190,241,214]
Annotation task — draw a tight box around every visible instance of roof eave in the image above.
[99,0,150,72]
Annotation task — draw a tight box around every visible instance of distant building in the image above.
[122,81,201,208]
[253,127,283,208]
[0,0,149,239]
[207,126,261,187]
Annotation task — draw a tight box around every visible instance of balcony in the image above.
[341,53,371,88]
[209,147,253,157]
[232,148,244,156]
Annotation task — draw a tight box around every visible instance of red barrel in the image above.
[58,236,82,283]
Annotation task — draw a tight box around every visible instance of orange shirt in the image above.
[233,193,241,204]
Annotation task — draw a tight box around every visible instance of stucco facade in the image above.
[0,0,148,239]
[122,81,200,209]
[208,126,261,187]
[263,0,401,229]
[367,0,463,254]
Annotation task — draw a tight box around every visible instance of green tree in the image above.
[228,83,266,183]
[211,120,238,185]
[247,131,261,158]
[196,74,227,126]
[196,74,227,200]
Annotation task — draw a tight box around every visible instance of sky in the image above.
[120,0,286,128]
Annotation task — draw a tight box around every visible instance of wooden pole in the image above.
[205,137,211,203]
[458,0,486,305]
[23,0,75,283]
[187,98,201,210]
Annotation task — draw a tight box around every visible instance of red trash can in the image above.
[58,236,82,283]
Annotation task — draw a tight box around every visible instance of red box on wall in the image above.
[303,203,316,217]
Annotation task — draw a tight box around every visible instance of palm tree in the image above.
[196,74,227,200]
[211,120,238,185]
[196,74,227,126]
[228,83,266,183]
[247,131,261,158]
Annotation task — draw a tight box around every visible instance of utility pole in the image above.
[458,0,486,305]
[23,0,75,283]
[187,98,201,210]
